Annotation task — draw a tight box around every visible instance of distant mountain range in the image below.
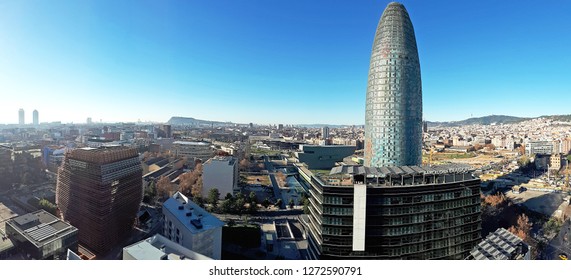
[167,114,571,128]
[428,114,571,127]
[167,116,236,126]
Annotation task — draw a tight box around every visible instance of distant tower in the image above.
[322,126,330,139]
[33,109,39,126]
[56,147,143,254]
[18,108,25,126]
[364,2,423,167]
[86,117,92,124]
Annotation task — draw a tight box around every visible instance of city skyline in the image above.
[1,1,570,125]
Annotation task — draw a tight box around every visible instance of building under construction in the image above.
[56,146,143,255]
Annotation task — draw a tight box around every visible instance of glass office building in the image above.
[298,164,481,260]
[364,2,423,167]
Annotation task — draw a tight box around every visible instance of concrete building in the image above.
[56,146,143,254]
[550,154,561,171]
[5,210,78,260]
[295,145,356,170]
[202,156,238,199]
[364,2,422,167]
[162,192,224,259]
[525,140,553,155]
[298,163,481,260]
[33,109,39,126]
[562,138,571,154]
[468,228,530,260]
[123,234,212,260]
[172,141,213,162]
[18,108,25,126]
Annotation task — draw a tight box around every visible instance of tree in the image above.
[207,188,221,208]
[482,193,510,208]
[261,198,271,209]
[191,163,203,197]
[508,213,532,241]
[178,171,195,197]
[249,191,257,205]
[302,198,310,214]
[235,197,246,215]
[39,198,57,215]
[221,198,234,214]
[239,159,250,171]
[179,163,203,198]
[157,176,173,199]
[144,181,157,203]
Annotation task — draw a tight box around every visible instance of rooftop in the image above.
[6,210,78,248]
[123,234,212,260]
[204,156,236,165]
[469,228,528,260]
[163,192,225,234]
[330,163,473,177]
[173,141,210,146]
[297,163,476,188]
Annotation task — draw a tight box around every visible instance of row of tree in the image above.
[0,151,46,191]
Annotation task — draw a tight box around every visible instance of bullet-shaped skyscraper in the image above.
[364,2,422,167]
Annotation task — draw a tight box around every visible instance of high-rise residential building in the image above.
[33,109,39,126]
[87,117,92,124]
[299,2,481,260]
[364,2,422,168]
[322,126,330,140]
[56,146,143,255]
[18,108,25,126]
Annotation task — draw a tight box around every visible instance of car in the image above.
[559,253,568,260]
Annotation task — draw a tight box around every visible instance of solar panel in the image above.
[28,225,58,242]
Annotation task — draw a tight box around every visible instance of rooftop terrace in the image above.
[297,163,476,187]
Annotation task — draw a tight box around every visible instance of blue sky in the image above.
[0,0,569,125]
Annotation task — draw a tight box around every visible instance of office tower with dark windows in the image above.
[298,164,481,260]
[299,2,481,260]
[56,146,143,255]
[18,108,25,126]
[364,2,422,168]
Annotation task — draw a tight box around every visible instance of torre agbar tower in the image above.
[298,2,481,260]
[364,2,422,168]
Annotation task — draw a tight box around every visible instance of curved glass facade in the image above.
[365,2,422,167]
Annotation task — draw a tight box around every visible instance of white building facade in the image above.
[202,156,238,199]
[162,192,224,259]
[172,141,213,161]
